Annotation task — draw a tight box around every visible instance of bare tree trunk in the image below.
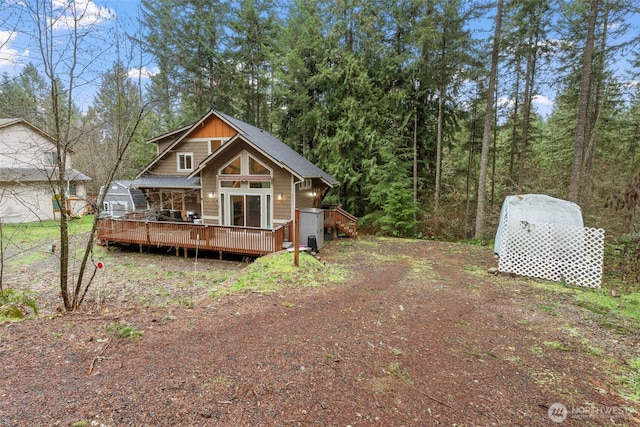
[569,0,599,203]
[583,2,609,204]
[509,57,521,182]
[475,0,503,239]
[435,81,444,211]
[517,31,538,191]
[413,108,418,223]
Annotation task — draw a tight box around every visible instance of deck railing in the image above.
[324,207,358,238]
[97,218,285,256]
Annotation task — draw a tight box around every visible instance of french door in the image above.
[226,193,271,228]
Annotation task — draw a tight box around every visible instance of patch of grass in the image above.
[226,252,347,294]
[384,362,412,382]
[530,346,544,357]
[70,421,88,427]
[1,215,94,245]
[618,358,640,402]
[532,280,640,329]
[599,319,633,335]
[0,289,39,322]
[390,348,404,356]
[537,304,557,315]
[106,322,144,339]
[544,341,571,351]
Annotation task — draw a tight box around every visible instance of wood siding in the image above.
[188,117,236,139]
[198,140,294,224]
[295,179,327,209]
[149,139,210,176]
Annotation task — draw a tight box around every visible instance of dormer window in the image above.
[177,153,193,171]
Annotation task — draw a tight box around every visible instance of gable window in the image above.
[222,156,241,175]
[217,152,273,228]
[177,153,193,171]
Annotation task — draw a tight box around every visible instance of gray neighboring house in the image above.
[99,180,149,218]
[0,118,91,223]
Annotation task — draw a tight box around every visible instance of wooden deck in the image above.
[96,208,357,258]
[97,219,287,257]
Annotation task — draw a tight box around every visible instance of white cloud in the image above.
[497,97,514,109]
[50,0,115,30]
[532,94,553,106]
[0,30,30,67]
[127,66,159,79]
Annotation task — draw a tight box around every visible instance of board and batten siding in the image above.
[189,117,236,140]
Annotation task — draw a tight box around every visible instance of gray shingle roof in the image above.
[139,110,339,187]
[215,111,339,187]
[132,175,200,189]
[0,168,91,182]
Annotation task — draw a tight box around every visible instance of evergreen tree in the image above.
[140,0,233,124]
[229,0,281,130]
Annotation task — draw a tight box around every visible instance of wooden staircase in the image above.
[324,207,358,238]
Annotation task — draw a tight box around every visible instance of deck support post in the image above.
[139,244,143,254]
[294,209,299,267]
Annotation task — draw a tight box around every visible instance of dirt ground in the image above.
[1,235,639,426]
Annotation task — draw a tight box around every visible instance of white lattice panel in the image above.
[498,221,604,288]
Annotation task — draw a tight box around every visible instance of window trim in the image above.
[177,152,194,172]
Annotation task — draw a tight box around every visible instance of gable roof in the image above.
[137,110,339,187]
[209,111,338,187]
[0,118,80,154]
[0,118,57,144]
[0,167,91,183]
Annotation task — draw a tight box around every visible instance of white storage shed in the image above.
[494,194,583,256]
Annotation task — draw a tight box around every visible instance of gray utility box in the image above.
[298,208,324,250]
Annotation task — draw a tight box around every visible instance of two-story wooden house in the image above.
[0,118,91,223]
[97,110,357,257]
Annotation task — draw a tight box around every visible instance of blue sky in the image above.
[0,0,152,111]
[1,0,639,117]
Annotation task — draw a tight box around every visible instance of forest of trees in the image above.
[2,0,640,243]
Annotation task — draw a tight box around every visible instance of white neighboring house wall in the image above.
[0,119,91,224]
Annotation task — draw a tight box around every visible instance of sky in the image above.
[1,0,639,117]
[0,0,152,111]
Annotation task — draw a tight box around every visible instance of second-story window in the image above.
[177,153,193,171]
[45,151,58,166]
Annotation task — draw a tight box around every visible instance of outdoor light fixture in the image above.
[208,192,215,199]
[277,192,283,201]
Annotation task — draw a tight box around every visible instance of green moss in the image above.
[226,252,347,294]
